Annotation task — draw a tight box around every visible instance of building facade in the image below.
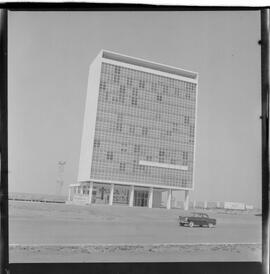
[68,50,198,210]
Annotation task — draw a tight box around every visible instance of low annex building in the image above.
[68,50,198,210]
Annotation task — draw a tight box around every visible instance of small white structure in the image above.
[224,202,245,210]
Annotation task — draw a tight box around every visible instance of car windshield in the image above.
[192,213,202,217]
[191,213,209,218]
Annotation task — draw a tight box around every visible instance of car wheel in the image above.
[189,221,194,228]
[208,223,214,228]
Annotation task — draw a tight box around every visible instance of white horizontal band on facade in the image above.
[139,160,188,171]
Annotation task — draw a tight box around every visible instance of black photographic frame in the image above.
[0,5,268,274]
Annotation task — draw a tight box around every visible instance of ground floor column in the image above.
[109,183,114,206]
[184,190,190,210]
[129,185,134,207]
[166,189,172,209]
[88,182,93,204]
[68,187,71,201]
[148,187,153,208]
[80,185,83,195]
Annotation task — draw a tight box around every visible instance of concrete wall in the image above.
[77,52,102,182]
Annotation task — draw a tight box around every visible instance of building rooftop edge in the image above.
[99,49,198,80]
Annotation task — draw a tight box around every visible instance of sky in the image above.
[8,11,262,208]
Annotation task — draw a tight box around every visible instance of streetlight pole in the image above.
[57,161,66,196]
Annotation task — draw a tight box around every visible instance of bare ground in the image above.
[9,200,262,262]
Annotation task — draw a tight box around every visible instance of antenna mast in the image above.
[56,161,66,195]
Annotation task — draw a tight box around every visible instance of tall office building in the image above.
[68,50,198,210]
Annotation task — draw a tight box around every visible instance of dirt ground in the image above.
[9,200,262,262]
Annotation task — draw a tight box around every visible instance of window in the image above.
[94,139,100,148]
[159,149,165,163]
[157,94,162,102]
[131,88,138,106]
[139,165,146,172]
[119,85,125,104]
[115,66,121,74]
[105,90,109,101]
[184,115,190,125]
[156,113,161,121]
[185,90,191,99]
[106,151,113,161]
[139,80,145,89]
[116,114,123,132]
[100,81,106,91]
[100,81,108,101]
[172,122,178,131]
[127,77,133,86]
[189,125,195,137]
[129,125,136,135]
[151,83,157,92]
[182,151,188,165]
[121,143,127,153]
[119,162,126,172]
[142,126,148,136]
[182,178,187,186]
[175,87,180,97]
[146,155,152,161]
[163,85,168,94]
[170,158,176,164]
[132,160,138,172]
[114,66,121,83]
[134,144,140,153]
[192,84,197,94]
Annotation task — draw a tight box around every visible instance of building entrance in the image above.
[92,184,110,204]
[134,190,148,207]
[113,185,129,205]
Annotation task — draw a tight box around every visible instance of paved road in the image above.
[9,200,261,245]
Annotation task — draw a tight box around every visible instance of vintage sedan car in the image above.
[178,212,216,228]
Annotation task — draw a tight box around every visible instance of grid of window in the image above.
[113,185,129,204]
[134,190,148,207]
[90,62,197,188]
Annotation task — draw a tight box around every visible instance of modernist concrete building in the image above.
[68,50,198,210]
